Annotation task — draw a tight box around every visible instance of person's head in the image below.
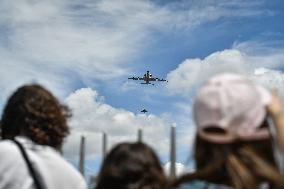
[193,73,271,144]
[180,73,283,188]
[1,84,70,150]
[96,142,168,189]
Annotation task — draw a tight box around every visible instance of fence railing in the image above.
[78,124,177,178]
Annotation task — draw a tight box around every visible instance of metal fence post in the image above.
[103,132,108,159]
[79,135,85,176]
[138,128,143,142]
[170,124,176,178]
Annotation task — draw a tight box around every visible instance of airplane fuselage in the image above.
[142,71,151,84]
[128,70,167,85]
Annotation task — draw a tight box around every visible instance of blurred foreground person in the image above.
[173,73,284,189]
[0,84,87,189]
[96,142,169,189]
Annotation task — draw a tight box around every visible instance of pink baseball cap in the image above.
[193,73,271,144]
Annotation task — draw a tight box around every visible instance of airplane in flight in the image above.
[128,71,168,85]
[141,109,148,114]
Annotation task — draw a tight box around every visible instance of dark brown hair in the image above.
[1,84,70,150]
[96,142,169,189]
[173,133,284,189]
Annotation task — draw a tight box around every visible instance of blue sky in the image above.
[0,0,284,179]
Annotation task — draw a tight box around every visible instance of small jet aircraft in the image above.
[141,109,148,114]
[128,71,168,85]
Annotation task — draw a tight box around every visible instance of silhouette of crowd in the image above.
[1,73,284,189]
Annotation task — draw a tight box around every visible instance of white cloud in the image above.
[167,49,248,97]
[0,0,170,101]
[167,42,284,98]
[158,0,268,30]
[0,0,271,102]
[251,68,284,96]
[63,88,170,160]
[163,162,189,177]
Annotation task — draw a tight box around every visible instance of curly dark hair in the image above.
[1,84,70,150]
[96,142,169,189]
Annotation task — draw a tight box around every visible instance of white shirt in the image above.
[0,137,87,189]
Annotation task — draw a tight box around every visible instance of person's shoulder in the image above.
[50,156,87,189]
[0,139,20,155]
[0,139,28,175]
[35,147,87,188]
[0,139,35,189]
[55,155,85,179]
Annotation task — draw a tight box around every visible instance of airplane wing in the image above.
[157,78,168,82]
[138,77,145,81]
[128,77,139,80]
[148,78,157,81]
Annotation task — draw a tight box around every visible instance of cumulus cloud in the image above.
[163,162,189,177]
[167,41,284,98]
[167,49,248,97]
[63,88,170,159]
[0,0,168,102]
[251,68,284,95]
[0,0,271,102]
